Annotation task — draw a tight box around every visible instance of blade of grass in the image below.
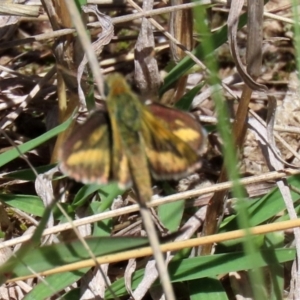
[0,115,73,168]
[106,248,295,298]
[193,3,266,298]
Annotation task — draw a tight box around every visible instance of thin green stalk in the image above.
[193,4,266,299]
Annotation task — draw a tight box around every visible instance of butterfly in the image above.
[59,73,205,200]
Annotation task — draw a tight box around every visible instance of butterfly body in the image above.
[106,75,153,199]
[59,73,205,200]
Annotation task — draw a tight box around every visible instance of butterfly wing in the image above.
[148,103,205,153]
[59,110,113,185]
[141,104,204,180]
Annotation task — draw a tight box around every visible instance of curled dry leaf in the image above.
[227,0,267,92]
[124,258,137,297]
[80,265,110,299]
[134,0,161,99]
[77,5,114,108]
[275,73,300,166]
[242,72,300,175]
[168,0,193,103]
[34,169,57,244]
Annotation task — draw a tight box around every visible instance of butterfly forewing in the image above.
[148,103,205,153]
[59,110,113,185]
[141,106,203,180]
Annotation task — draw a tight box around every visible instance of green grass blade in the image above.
[0,115,73,168]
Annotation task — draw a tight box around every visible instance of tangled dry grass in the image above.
[0,0,300,299]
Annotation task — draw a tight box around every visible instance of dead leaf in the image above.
[77,5,113,108]
[134,0,161,99]
[227,0,266,91]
